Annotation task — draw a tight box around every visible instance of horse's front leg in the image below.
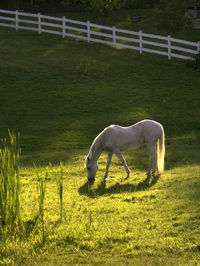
[104,152,113,179]
[114,149,131,178]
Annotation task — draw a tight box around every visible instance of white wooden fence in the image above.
[0,9,200,60]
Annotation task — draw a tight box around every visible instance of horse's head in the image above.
[85,156,98,181]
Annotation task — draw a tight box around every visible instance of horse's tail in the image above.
[157,125,165,173]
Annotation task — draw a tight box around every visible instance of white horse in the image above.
[85,119,165,181]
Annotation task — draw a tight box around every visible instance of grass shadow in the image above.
[79,174,161,197]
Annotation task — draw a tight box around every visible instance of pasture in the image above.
[0,9,200,265]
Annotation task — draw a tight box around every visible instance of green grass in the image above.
[0,9,200,265]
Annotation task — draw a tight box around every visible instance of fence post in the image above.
[197,41,200,52]
[168,35,171,59]
[113,26,116,48]
[38,13,41,34]
[87,21,90,43]
[139,30,142,54]
[62,16,65,38]
[15,10,18,31]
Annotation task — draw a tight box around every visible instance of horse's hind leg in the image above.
[152,146,157,174]
[104,152,113,180]
[114,149,131,178]
[146,145,156,175]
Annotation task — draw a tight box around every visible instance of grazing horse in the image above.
[85,119,165,181]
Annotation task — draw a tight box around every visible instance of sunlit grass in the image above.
[0,133,200,265]
[5,159,199,265]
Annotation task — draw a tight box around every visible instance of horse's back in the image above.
[140,119,163,132]
[101,124,144,150]
[136,119,162,128]
[104,120,162,137]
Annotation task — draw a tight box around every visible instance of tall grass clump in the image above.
[0,131,21,255]
[55,162,64,221]
[37,174,46,244]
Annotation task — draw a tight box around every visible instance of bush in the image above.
[186,52,200,71]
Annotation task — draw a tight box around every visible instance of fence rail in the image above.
[0,9,200,60]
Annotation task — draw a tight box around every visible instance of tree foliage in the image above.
[153,0,194,36]
[62,0,127,25]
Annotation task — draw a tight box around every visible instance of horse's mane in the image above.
[88,130,104,160]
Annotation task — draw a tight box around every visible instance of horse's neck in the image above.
[89,135,102,162]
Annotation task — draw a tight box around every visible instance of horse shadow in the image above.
[78,174,161,197]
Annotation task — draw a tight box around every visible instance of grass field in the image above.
[0,9,200,265]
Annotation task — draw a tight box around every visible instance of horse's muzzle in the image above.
[87,177,96,181]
